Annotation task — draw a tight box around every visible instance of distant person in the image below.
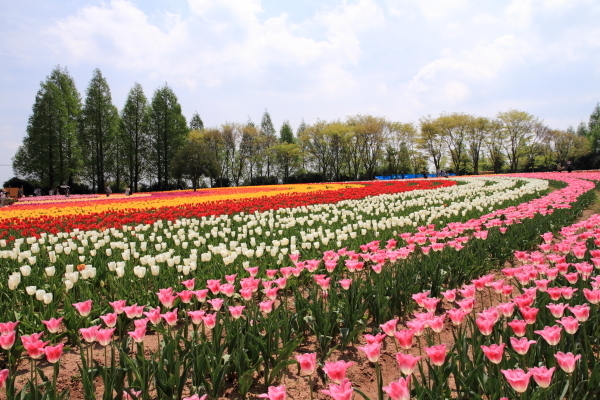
[0,190,6,207]
[17,188,23,198]
[34,188,41,197]
[65,187,70,198]
[557,163,563,172]
[125,187,131,196]
[566,160,573,173]
[105,185,112,197]
[49,189,54,196]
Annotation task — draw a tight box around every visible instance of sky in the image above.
[1,0,600,184]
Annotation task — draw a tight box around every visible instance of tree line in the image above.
[11,66,600,193]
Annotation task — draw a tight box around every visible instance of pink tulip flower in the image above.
[561,287,578,300]
[447,309,468,326]
[568,304,590,322]
[530,366,555,388]
[73,300,92,317]
[44,343,64,363]
[338,279,352,290]
[79,325,100,343]
[411,291,430,307]
[534,325,562,346]
[424,344,447,366]
[406,319,426,336]
[365,333,386,345]
[0,331,16,350]
[96,328,115,346]
[134,318,149,330]
[510,337,537,355]
[0,321,19,335]
[24,340,49,359]
[546,287,563,301]
[194,289,209,302]
[245,266,259,277]
[259,385,286,400]
[519,306,539,325]
[207,298,224,311]
[201,313,217,329]
[456,298,475,313]
[322,379,353,400]
[501,368,532,393]
[187,310,206,324]
[127,327,146,343]
[323,360,354,383]
[180,278,196,289]
[109,300,127,314]
[497,302,515,318]
[395,352,422,375]
[100,312,118,328]
[265,287,279,300]
[178,290,195,303]
[558,316,579,334]
[123,304,144,319]
[476,316,496,336]
[380,318,398,337]
[183,394,207,400]
[480,343,505,364]
[394,329,415,350]
[229,306,245,320]
[0,369,8,388]
[259,300,275,314]
[157,288,178,308]
[440,289,457,302]
[295,352,317,375]
[161,309,179,326]
[428,315,445,333]
[143,307,162,325]
[219,284,235,297]
[554,351,581,373]
[383,376,411,400]
[546,303,568,318]
[42,317,63,333]
[583,288,600,304]
[206,279,221,294]
[507,319,527,337]
[358,342,381,363]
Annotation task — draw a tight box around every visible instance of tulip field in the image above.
[2,173,600,400]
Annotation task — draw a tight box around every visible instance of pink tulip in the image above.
[440,289,456,302]
[480,343,505,364]
[207,298,224,311]
[245,266,259,277]
[459,285,476,299]
[456,298,475,313]
[219,284,235,297]
[24,340,49,359]
[240,288,253,301]
[365,333,386,344]
[79,325,100,343]
[530,366,555,388]
[476,316,496,336]
[394,329,415,349]
[259,300,275,314]
[180,278,196,289]
[510,337,537,355]
[127,327,146,343]
[338,279,352,290]
[141,307,160,324]
[202,313,217,329]
[507,319,527,337]
[421,297,440,313]
[265,287,279,300]
[134,318,149,330]
[546,287,563,301]
[561,287,577,300]
[161,309,179,326]
[183,395,207,400]
[583,288,600,304]
[259,385,286,400]
[295,352,317,375]
[178,290,195,303]
[322,379,353,400]
[383,376,411,400]
[73,300,92,317]
[563,272,578,284]
[380,318,398,337]
[100,312,118,328]
[554,351,581,373]
[412,291,430,307]
[534,325,562,346]
[0,321,19,335]
[519,306,539,325]
[44,343,64,363]
[187,310,206,324]
[447,309,468,326]
[194,289,209,302]
[42,317,63,333]
[497,302,515,318]
[501,368,532,393]
[123,304,144,319]
[266,269,278,278]
[109,300,127,314]
[206,279,221,294]
[123,389,142,400]
[424,344,447,366]
[0,331,16,350]
[428,315,445,333]
[323,360,354,384]
[395,352,422,375]
[157,288,177,308]
[546,303,568,318]
[0,369,8,388]
[96,328,115,346]
[513,294,534,309]
[557,316,579,334]
[229,306,245,320]
[358,342,381,363]
[568,304,590,322]
[406,319,426,336]
[21,332,43,344]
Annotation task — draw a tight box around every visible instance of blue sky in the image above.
[1,0,600,184]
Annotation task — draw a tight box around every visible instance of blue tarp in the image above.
[375,173,456,180]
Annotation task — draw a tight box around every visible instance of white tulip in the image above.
[45,266,56,277]
[26,286,37,295]
[35,289,46,301]
[20,265,31,276]
[151,265,160,276]
[64,280,74,290]
[115,266,125,278]
[43,293,53,304]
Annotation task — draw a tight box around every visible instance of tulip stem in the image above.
[375,362,383,400]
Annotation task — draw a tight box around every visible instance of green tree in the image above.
[172,136,220,190]
[13,66,82,189]
[437,113,471,175]
[148,84,188,190]
[190,112,204,131]
[466,116,491,175]
[79,68,119,191]
[260,110,278,177]
[120,82,149,192]
[280,120,294,143]
[497,109,538,172]
[418,116,445,172]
